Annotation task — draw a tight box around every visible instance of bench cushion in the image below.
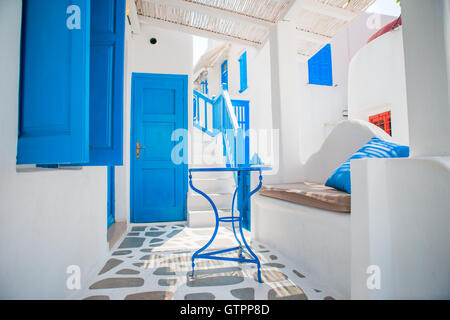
[259,182,351,213]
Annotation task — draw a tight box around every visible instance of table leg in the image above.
[231,182,243,251]
[189,173,220,278]
[188,169,265,283]
[237,170,264,283]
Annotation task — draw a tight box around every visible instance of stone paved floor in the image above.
[75,224,340,300]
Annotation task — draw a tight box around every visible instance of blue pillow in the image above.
[325,137,409,194]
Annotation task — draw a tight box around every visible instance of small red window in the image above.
[369,111,392,136]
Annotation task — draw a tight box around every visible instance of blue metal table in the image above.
[188,166,271,283]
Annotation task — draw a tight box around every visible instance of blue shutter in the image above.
[308,44,333,86]
[239,51,248,93]
[17,0,91,165]
[221,60,228,90]
[88,0,125,165]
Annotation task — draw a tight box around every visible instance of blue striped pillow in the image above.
[325,137,410,194]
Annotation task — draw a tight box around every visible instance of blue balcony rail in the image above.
[231,99,250,167]
[193,89,249,166]
[192,89,252,229]
[193,90,216,136]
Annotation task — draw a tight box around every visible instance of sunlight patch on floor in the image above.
[74,224,339,300]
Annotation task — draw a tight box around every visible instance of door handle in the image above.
[136,141,146,159]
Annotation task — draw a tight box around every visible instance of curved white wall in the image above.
[348,27,409,145]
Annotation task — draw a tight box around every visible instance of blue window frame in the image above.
[308,44,333,86]
[221,60,228,90]
[239,51,248,93]
[201,79,208,95]
[17,0,125,166]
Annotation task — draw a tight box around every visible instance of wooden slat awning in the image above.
[134,0,376,59]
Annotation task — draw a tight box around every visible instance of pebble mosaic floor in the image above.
[76,224,339,300]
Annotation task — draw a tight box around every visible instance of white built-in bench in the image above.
[251,120,392,298]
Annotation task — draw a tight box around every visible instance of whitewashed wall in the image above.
[0,0,108,299]
[348,26,409,145]
[203,13,395,179]
[351,157,450,299]
[402,0,450,157]
[298,12,397,161]
[350,0,450,299]
[115,24,193,224]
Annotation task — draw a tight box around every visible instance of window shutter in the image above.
[87,0,125,165]
[239,51,248,93]
[17,0,91,165]
[308,44,333,86]
[221,60,228,90]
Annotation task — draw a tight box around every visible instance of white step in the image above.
[190,177,235,193]
[188,209,240,228]
[189,168,235,180]
[188,192,235,211]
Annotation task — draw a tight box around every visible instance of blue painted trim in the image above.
[107,166,115,228]
[130,73,188,223]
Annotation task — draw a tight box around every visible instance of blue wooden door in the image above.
[131,74,188,223]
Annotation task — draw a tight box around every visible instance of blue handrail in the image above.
[193,89,249,166]
[193,90,216,136]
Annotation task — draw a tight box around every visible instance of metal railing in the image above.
[193,89,249,167]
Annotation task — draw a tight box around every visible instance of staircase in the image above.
[187,132,236,227]
[188,89,250,228]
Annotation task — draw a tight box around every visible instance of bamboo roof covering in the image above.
[135,0,376,59]
[294,0,376,58]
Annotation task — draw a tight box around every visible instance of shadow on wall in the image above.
[302,120,393,184]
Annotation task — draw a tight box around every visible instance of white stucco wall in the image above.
[348,26,409,145]
[401,0,450,157]
[202,13,396,184]
[0,0,108,299]
[249,41,274,165]
[350,0,450,299]
[351,157,450,299]
[115,24,193,224]
[299,13,397,161]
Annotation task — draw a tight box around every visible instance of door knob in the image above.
[136,141,146,159]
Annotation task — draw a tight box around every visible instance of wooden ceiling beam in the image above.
[141,0,275,28]
[139,15,261,47]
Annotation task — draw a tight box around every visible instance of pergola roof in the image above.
[132,0,375,60]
